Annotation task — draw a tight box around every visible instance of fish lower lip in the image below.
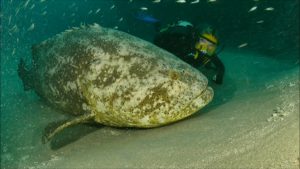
[194,85,208,100]
[190,85,213,110]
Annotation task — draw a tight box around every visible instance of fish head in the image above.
[140,55,214,126]
[107,46,214,127]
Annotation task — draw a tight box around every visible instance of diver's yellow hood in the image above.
[201,33,218,44]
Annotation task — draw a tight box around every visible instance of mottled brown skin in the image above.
[27,24,213,142]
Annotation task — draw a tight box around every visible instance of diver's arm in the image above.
[211,56,225,84]
[181,52,201,68]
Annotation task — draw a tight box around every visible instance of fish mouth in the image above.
[197,85,212,101]
[163,85,213,126]
[188,86,214,113]
[133,85,214,128]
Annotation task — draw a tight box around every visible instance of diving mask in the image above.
[195,37,217,56]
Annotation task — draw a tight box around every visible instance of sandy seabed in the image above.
[1,50,299,169]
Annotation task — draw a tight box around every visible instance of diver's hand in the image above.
[212,75,217,81]
[212,75,222,85]
[187,53,195,58]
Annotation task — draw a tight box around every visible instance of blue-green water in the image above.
[1,0,299,168]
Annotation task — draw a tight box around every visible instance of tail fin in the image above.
[17,58,34,91]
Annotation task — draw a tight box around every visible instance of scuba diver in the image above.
[135,13,225,84]
[153,20,225,85]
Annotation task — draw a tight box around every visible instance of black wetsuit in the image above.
[153,25,225,84]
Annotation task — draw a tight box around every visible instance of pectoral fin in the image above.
[42,113,95,144]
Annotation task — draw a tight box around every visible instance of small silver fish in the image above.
[191,0,200,4]
[10,25,18,32]
[265,7,274,11]
[256,20,264,24]
[248,6,257,12]
[140,7,148,11]
[42,11,47,15]
[95,8,101,14]
[238,43,248,48]
[152,0,161,3]
[24,0,31,8]
[8,15,12,25]
[30,4,35,9]
[176,0,186,3]
[12,48,16,56]
[27,23,35,31]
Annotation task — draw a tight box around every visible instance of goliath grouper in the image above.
[18,23,214,143]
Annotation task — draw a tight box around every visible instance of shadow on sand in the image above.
[198,74,237,117]
[45,122,103,150]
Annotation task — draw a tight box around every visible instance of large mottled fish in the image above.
[18,23,213,143]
